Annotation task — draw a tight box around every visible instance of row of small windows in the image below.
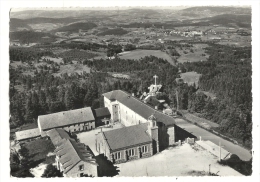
[114,146,148,160]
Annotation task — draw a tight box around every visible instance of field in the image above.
[28,23,62,31]
[118,49,174,63]
[180,71,202,87]
[41,56,63,64]
[53,63,91,77]
[176,44,209,63]
[57,49,98,60]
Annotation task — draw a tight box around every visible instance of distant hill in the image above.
[9,18,32,31]
[123,8,160,16]
[51,22,97,33]
[10,31,57,44]
[21,17,80,24]
[10,17,80,31]
[181,6,251,14]
[97,28,128,36]
[200,14,251,28]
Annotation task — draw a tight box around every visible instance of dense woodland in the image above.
[9,42,252,150]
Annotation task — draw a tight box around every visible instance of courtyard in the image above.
[77,127,243,177]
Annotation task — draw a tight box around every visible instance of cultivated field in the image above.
[177,44,209,63]
[180,71,202,87]
[118,49,174,63]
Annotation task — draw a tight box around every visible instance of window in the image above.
[114,152,121,160]
[129,149,135,156]
[141,146,148,153]
[79,165,84,171]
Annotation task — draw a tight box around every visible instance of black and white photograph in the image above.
[0,0,259,180]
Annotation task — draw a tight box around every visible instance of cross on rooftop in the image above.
[153,75,158,86]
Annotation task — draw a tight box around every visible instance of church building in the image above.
[102,89,176,156]
[95,115,159,163]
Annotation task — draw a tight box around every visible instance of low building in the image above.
[96,120,157,164]
[15,128,41,142]
[55,138,98,177]
[47,128,71,147]
[93,107,111,127]
[38,107,95,136]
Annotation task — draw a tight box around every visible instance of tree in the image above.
[41,164,63,177]
[64,88,75,110]
[18,146,29,158]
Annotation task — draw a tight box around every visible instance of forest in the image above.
[9,42,252,149]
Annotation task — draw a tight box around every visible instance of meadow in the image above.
[118,49,173,63]
[176,44,209,63]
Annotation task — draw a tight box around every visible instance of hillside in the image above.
[97,28,128,36]
[51,22,97,33]
[10,31,57,44]
[9,18,32,31]
[20,17,80,24]
[200,14,251,28]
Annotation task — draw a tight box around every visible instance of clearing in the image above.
[116,143,242,176]
[118,49,174,64]
[177,44,209,63]
[53,63,91,77]
[41,56,63,64]
[180,71,202,87]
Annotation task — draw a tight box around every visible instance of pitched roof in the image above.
[38,107,95,131]
[15,128,40,141]
[47,128,71,147]
[102,123,152,151]
[103,90,175,126]
[93,107,111,118]
[54,139,98,174]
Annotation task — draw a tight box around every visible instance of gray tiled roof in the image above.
[103,90,175,126]
[93,107,111,118]
[47,128,70,147]
[102,123,152,151]
[15,128,40,141]
[54,139,98,174]
[38,107,95,131]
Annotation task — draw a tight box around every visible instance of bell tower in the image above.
[147,114,159,154]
